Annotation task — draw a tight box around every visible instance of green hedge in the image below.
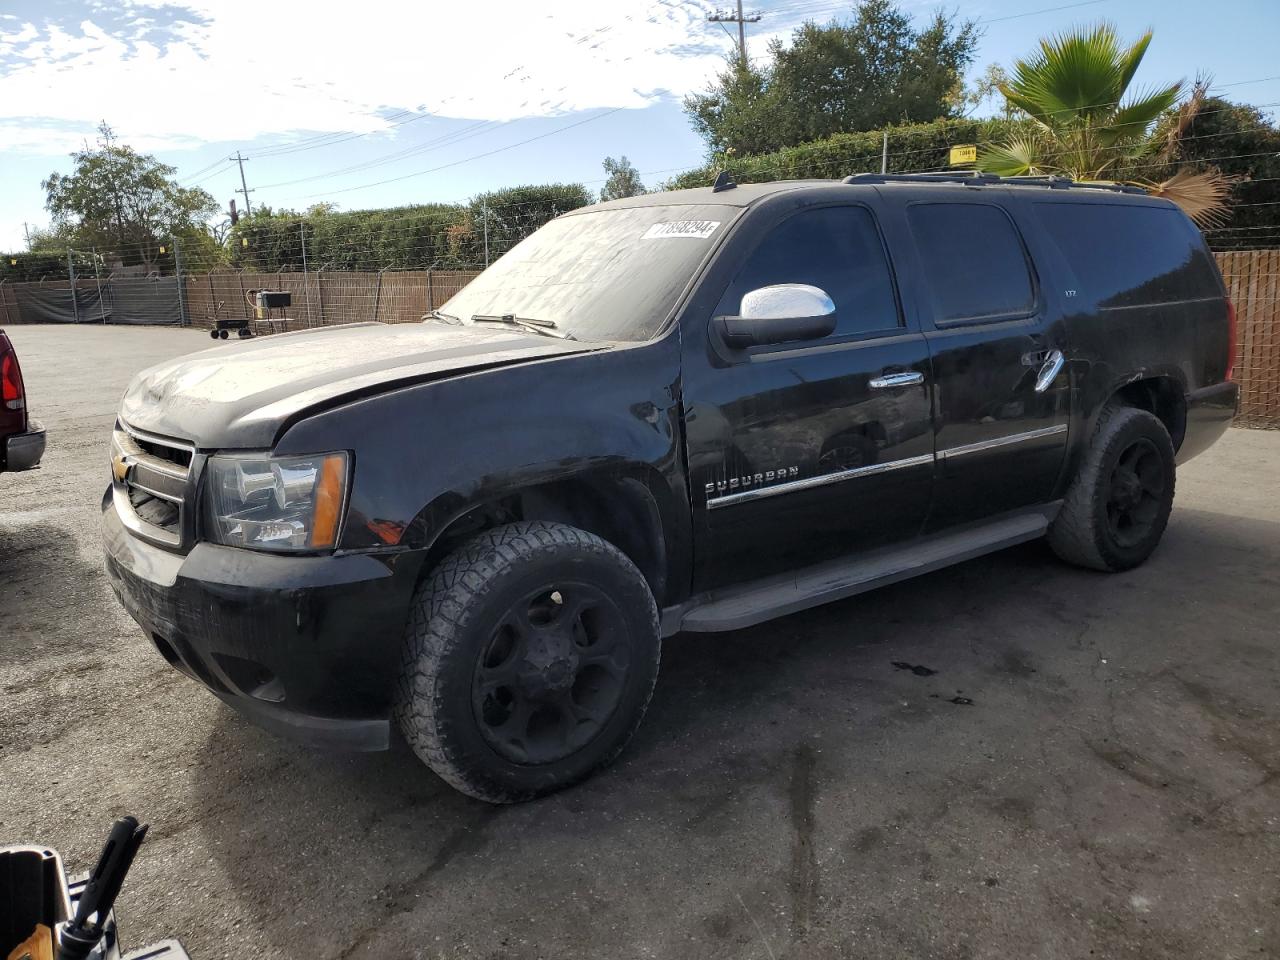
[0,252,77,283]
[229,184,594,273]
[230,203,462,273]
[667,117,1032,189]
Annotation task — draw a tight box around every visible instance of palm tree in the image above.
[977,24,1231,226]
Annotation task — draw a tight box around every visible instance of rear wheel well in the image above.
[419,476,668,605]
[1114,377,1186,451]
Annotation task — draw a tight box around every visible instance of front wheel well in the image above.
[418,476,669,606]
[1113,377,1186,451]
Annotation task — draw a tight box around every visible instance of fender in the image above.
[274,333,694,601]
[1055,356,1191,497]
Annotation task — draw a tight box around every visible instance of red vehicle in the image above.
[1,329,45,473]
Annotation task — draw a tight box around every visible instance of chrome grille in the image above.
[111,422,197,549]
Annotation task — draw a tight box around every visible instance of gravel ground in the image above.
[2,324,1278,960]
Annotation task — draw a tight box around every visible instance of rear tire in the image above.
[1048,403,1176,572]
[395,521,661,803]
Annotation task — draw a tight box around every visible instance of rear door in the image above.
[890,193,1071,529]
[680,199,935,590]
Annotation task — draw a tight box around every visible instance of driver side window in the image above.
[716,205,901,339]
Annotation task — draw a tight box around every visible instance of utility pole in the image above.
[22,223,30,249]
[300,221,314,327]
[173,237,188,326]
[708,1,760,64]
[67,250,80,324]
[881,130,889,174]
[482,201,490,268]
[231,152,254,217]
[91,247,107,324]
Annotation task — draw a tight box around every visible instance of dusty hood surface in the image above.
[119,322,599,448]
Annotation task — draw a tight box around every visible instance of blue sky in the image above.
[1,0,1278,251]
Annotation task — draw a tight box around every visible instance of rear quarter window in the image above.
[1032,202,1221,308]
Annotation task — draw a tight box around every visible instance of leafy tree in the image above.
[684,0,979,155]
[41,122,218,266]
[957,64,1014,118]
[599,156,645,201]
[684,57,771,157]
[1150,96,1280,248]
[977,25,1230,226]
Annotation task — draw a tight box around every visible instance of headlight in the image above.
[204,452,349,552]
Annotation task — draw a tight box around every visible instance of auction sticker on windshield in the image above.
[641,220,721,240]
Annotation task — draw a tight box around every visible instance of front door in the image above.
[681,201,936,591]
[892,196,1071,530]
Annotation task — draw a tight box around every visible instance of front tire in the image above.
[1048,403,1176,572]
[395,521,661,803]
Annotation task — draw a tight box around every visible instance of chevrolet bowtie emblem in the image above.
[111,453,130,484]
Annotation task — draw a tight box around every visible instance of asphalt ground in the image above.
[2,324,1278,960]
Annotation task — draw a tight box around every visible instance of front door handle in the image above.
[869,371,924,389]
[1034,349,1065,393]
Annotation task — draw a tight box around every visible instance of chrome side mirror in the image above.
[716,284,837,348]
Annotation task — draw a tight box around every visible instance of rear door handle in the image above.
[1034,349,1065,393]
[869,371,925,389]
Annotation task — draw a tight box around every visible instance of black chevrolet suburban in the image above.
[103,174,1238,802]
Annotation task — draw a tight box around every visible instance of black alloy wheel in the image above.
[1105,437,1165,548]
[473,582,630,765]
[1048,403,1176,572]
[396,521,661,803]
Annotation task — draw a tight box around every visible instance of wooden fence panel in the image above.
[376,273,430,324]
[1,254,1276,427]
[1217,249,1280,428]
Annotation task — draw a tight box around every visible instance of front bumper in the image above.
[102,489,424,751]
[3,419,45,471]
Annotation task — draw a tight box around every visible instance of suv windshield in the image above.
[438,204,734,342]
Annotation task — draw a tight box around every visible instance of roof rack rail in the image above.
[842,171,1147,194]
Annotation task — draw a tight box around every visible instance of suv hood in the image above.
[120,322,601,449]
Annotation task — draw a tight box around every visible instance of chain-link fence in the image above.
[2,245,1279,429]
[180,268,480,331]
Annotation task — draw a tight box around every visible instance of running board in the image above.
[662,503,1060,635]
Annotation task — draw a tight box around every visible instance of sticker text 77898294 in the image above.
[641,220,721,241]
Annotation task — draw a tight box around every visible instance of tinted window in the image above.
[443,204,736,342]
[1034,202,1221,308]
[907,203,1035,323]
[717,205,900,338]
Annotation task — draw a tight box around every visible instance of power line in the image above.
[284,107,627,202]
[979,0,1108,25]
[255,118,510,191]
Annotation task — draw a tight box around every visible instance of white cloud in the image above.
[0,0,735,156]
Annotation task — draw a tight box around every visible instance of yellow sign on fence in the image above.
[949,144,977,165]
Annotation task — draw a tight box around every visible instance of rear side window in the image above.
[717,205,900,339]
[907,203,1035,324]
[1033,202,1221,308]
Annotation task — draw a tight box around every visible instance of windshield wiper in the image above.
[470,313,576,340]
[427,309,461,324]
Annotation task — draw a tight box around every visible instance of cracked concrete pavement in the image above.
[2,324,1278,959]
